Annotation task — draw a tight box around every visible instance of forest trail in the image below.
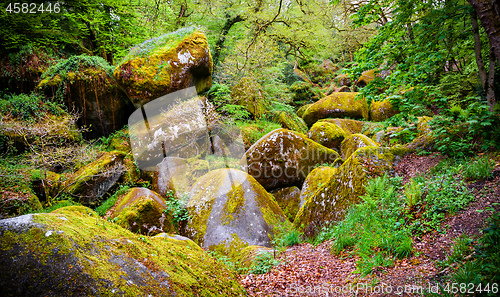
[239,154,500,296]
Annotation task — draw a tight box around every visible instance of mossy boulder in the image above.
[370,99,398,122]
[38,55,134,139]
[153,157,209,198]
[65,151,125,206]
[356,69,376,88]
[417,116,433,136]
[340,133,379,160]
[114,28,213,107]
[0,207,245,296]
[128,93,220,170]
[30,169,61,203]
[302,93,369,126]
[106,187,174,235]
[338,86,351,92]
[298,166,338,210]
[290,81,315,104]
[184,169,290,256]
[318,118,365,135]
[266,110,308,134]
[234,245,273,270]
[242,129,340,190]
[308,121,347,150]
[270,186,301,222]
[0,188,42,219]
[296,104,313,117]
[294,146,403,237]
[335,74,351,87]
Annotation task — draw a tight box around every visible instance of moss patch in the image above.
[340,133,379,160]
[302,92,369,126]
[308,121,347,151]
[370,99,398,122]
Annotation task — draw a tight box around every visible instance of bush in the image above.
[248,252,280,275]
[0,92,63,121]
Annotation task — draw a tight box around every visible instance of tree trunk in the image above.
[468,0,500,66]
[212,15,245,69]
[486,51,497,110]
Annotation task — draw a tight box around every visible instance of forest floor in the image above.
[239,153,500,296]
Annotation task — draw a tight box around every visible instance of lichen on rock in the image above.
[0,206,245,296]
[340,133,379,160]
[184,168,289,257]
[294,146,404,237]
[308,121,347,151]
[302,92,369,126]
[242,128,340,190]
[370,99,398,122]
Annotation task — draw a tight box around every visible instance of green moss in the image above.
[294,146,396,237]
[356,69,376,87]
[236,120,281,149]
[221,184,246,225]
[302,92,369,126]
[296,104,312,117]
[308,121,346,150]
[0,206,245,296]
[370,99,398,122]
[267,110,308,134]
[340,133,379,160]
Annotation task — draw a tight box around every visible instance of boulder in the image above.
[370,99,398,122]
[184,169,290,256]
[114,27,213,108]
[0,188,42,219]
[340,133,379,160]
[234,245,273,271]
[298,166,338,210]
[64,151,125,206]
[38,55,134,139]
[338,86,351,92]
[318,118,365,135]
[335,74,351,87]
[153,157,209,198]
[0,207,245,296]
[308,121,347,150]
[296,104,313,117]
[267,110,308,134]
[302,92,369,126]
[242,129,340,190]
[106,187,175,235]
[270,186,301,222]
[356,69,376,88]
[294,146,404,237]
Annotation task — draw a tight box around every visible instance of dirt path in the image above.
[239,154,500,296]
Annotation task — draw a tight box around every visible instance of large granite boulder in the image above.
[64,151,125,206]
[38,55,134,139]
[298,166,338,210]
[302,92,369,126]
[0,206,245,296]
[340,133,379,160]
[242,129,340,190]
[153,157,207,198]
[370,99,398,122]
[114,27,213,108]
[308,121,347,151]
[294,146,404,237]
[105,187,175,235]
[184,169,290,256]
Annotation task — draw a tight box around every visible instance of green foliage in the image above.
[42,55,115,80]
[207,250,237,272]
[247,252,280,275]
[273,229,302,249]
[463,156,495,181]
[95,184,132,216]
[404,178,422,209]
[0,92,64,121]
[382,113,418,145]
[235,120,281,148]
[43,200,81,213]
[163,190,190,230]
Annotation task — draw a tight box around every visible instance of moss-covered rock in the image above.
[128,94,220,170]
[294,146,404,237]
[106,187,174,235]
[296,104,313,117]
[340,133,379,160]
[0,207,245,296]
[266,110,308,134]
[308,121,347,150]
[356,69,376,88]
[38,55,134,139]
[318,118,365,135]
[114,28,213,107]
[0,188,42,219]
[234,245,273,270]
[417,116,433,136]
[184,169,290,256]
[338,86,351,92]
[302,93,369,126]
[298,166,338,210]
[290,81,315,104]
[153,157,209,198]
[30,169,61,203]
[370,99,398,122]
[335,74,351,87]
[270,186,301,222]
[242,129,340,190]
[65,151,125,206]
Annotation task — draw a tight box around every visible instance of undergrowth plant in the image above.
[95,184,132,216]
[163,190,190,231]
[462,156,495,181]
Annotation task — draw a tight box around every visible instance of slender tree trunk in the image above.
[212,15,245,69]
[487,51,497,110]
[468,0,500,66]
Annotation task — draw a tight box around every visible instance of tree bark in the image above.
[212,15,245,69]
[468,0,500,66]
[486,51,497,110]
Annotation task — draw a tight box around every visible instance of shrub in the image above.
[462,156,495,181]
[163,190,190,231]
[248,252,280,275]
